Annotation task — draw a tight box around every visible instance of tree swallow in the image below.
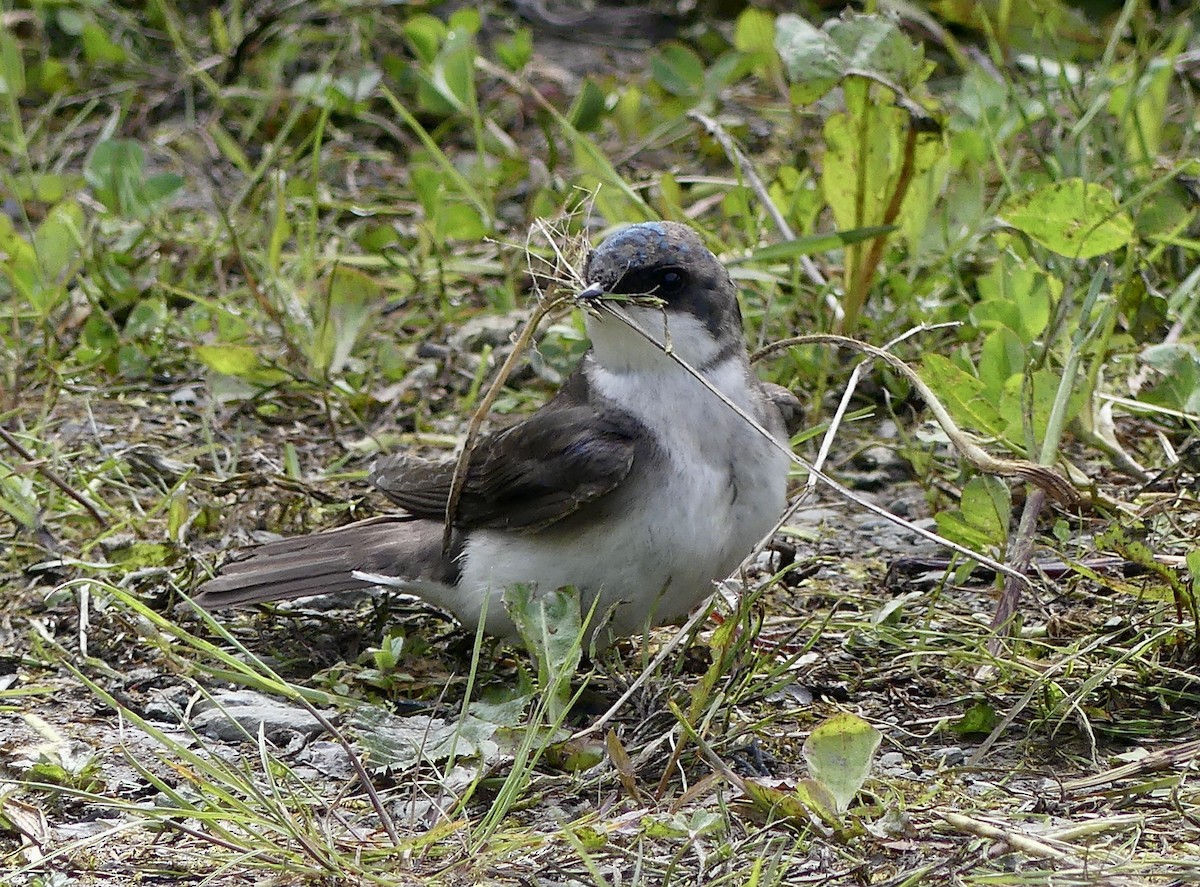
[197,222,799,646]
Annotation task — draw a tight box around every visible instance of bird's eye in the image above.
[658,269,687,295]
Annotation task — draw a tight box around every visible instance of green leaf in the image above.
[734,7,777,55]
[822,103,908,230]
[311,266,382,376]
[0,28,26,97]
[403,14,446,64]
[742,776,839,827]
[435,202,488,242]
[143,173,185,205]
[774,14,845,104]
[803,712,882,815]
[504,584,583,722]
[85,140,181,218]
[33,201,84,281]
[568,78,608,134]
[999,179,1135,258]
[194,344,289,385]
[1139,343,1200,413]
[826,15,928,91]
[951,701,998,736]
[977,327,1026,400]
[920,354,1004,439]
[650,43,706,98]
[1188,550,1200,600]
[998,368,1084,449]
[81,21,128,65]
[777,13,929,104]
[495,27,533,72]
[431,28,476,112]
[936,476,1010,550]
[974,257,1058,342]
[353,703,502,769]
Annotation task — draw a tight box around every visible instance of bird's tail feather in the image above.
[194,515,451,608]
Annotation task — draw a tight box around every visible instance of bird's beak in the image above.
[576,282,605,302]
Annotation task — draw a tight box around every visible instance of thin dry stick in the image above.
[754,334,1077,504]
[441,297,568,552]
[802,322,961,488]
[935,811,1085,864]
[443,221,585,551]
[0,425,107,526]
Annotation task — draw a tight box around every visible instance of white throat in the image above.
[584,305,730,374]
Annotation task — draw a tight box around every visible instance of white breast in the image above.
[452,311,792,644]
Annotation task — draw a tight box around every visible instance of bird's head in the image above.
[578,222,744,371]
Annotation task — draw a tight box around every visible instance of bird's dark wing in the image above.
[371,405,641,533]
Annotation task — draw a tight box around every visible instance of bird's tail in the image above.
[193,515,453,608]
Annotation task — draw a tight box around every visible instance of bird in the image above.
[196,221,799,647]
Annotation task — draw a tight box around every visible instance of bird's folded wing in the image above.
[371,405,639,532]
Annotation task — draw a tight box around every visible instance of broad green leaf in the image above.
[734,7,776,55]
[651,43,706,98]
[34,201,84,281]
[545,736,605,772]
[1139,343,1200,413]
[742,777,839,827]
[975,257,1058,342]
[505,584,583,722]
[0,471,38,530]
[998,368,1085,449]
[897,128,950,248]
[495,27,533,72]
[641,810,726,839]
[436,202,488,242]
[822,102,905,230]
[568,78,608,133]
[734,6,779,78]
[936,476,1010,550]
[775,14,844,104]
[777,13,930,104]
[951,701,998,735]
[977,327,1025,400]
[81,21,128,64]
[86,140,145,215]
[999,179,1135,258]
[353,703,501,769]
[431,27,477,113]
[85,140,181,218]
[971,299,1024,337]
[108,541,175,568]
[934,511,1000,550]
[920,354,1005,439]
[194,344,289,385]
[827,15,928,91]
[403,14,446,64]
[803,712,882,815]
[311,267,382,376]
[142,173,184,205]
